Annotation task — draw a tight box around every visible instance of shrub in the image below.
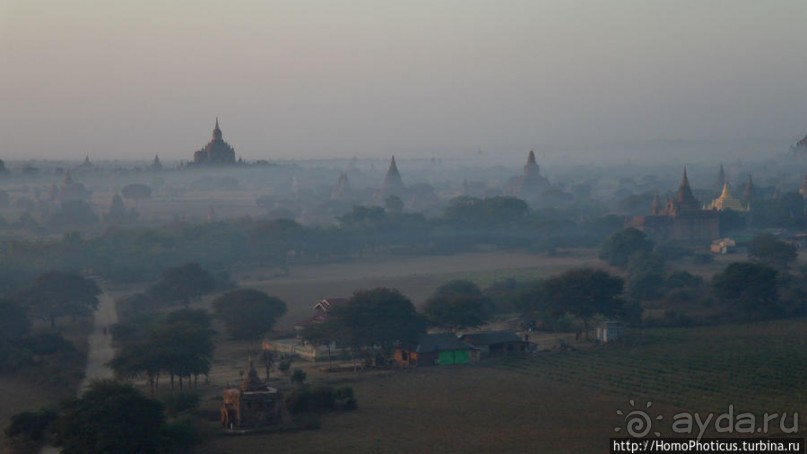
[285,388,311,415]
[311,386,335,411]
[161,419,200,451]
[291,368,307,385]
[161,392,201,418]
[335,386,357,411]
[5,407,58,441]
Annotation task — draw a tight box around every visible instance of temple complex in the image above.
[193,118,236,165]
[630,169,720,244]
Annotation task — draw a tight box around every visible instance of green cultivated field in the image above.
[489,319,807,415]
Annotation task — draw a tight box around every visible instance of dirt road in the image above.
[39,292,118,453]
[78,292,118,394]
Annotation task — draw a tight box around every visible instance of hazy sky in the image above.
[1,0,805,161]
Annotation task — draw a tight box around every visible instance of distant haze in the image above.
[1,0,805,161]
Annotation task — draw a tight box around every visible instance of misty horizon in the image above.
[2,1,806,162]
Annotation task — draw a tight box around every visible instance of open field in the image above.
[193,251,807,453]
[488,319,807,415]
[233,249,605,329]
[197,318,807,453]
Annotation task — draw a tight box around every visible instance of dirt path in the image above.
[39,292,118,453]
[78,292,118,394]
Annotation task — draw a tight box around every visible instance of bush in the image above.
[161,392,201,418]
[5,407,58,441]
[334,386,354,400]
[291,369,307,385]
[285,388,311,415]
[311,386,335,411]
[334,386,357,411]
[161,419,200,452]
[23,333,76,356]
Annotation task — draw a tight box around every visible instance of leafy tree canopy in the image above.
[712,261,779,318]
[444,196,528,226]
[0,299,31,343]
[542,268,627,338]
[747,233,797,269]
[424,280,493,330]
[15,271,100,326]
[56,380,165,454]
[327,287,426,353]
[147,262,215,305]
[599,227,654,267]
[213,289,287,340]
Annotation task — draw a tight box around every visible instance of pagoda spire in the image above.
[676,166,699,209]
[379,155,405,197]
[716,164,726,192]
[213,118,222,140]
[527,150,536,164]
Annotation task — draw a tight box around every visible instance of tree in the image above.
[599,227,654,267]
[150,321,215,390]
[0,299,32,371]
[148,263,215,306]
[625,252,667,301]
[110,316,214,393]
[0,299,31,343]
[325,287,426,355]
[423,280,493,330]
[15,271,100,327]
[212,289,287,341]
[55,380,165,454]
[444,196,528,226]
[120,183,152,206]
[301,321,341,369]
[747,233,797,269]
[542,268,626,339]
[712,262,780,318]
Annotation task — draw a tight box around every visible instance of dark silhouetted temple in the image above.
[193,118,236,165]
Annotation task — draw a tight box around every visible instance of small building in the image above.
[596,321,625,343]
[460,331,527,357]
[393,332,477,367]
[293,297,348,337]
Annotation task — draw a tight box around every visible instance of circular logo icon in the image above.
[615,400,663,438]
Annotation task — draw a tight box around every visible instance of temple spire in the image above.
[213,118,222,140]
[716,164,726,192]
[676,166,699,209]
[527,150,536,164]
